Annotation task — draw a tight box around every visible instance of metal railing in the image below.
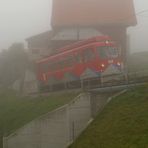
[81,70,148,90]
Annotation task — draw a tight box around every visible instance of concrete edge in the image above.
[66,118,94,147]
[3,92,89,139]
[107,89,127,103]
[66,89,127,147]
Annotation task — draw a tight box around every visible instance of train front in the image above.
[96,40,123,82]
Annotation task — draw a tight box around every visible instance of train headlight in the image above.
[105,40,109,44]
[117,62,121,66]
[101,64,105,67]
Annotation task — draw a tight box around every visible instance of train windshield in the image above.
[96,46,119,59]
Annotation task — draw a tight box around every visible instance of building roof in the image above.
[26,31,53,42]
[51,0,137,27]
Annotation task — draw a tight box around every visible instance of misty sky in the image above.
[0,0,148,53]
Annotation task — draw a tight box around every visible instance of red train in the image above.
[36,36,123,90]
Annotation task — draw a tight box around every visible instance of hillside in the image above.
[0,90,78,148]
[69,85,148,148]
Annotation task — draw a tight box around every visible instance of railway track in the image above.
[40,70,148,93]
[84,70,148,91]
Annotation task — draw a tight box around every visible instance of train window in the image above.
[107,47,118,58]
[55,62,61,69]
[49,63,54,70]
[83,48,95,62]
[60,59,66,69]
[97,46,118,59]
[48,55,76,71]
[41,63,49,72]
[58,55,75,69]
[97,47,107,58]
[75,53,83,63]
[49,61,58,71]
[50,61,61,71]
[66,56,72,66]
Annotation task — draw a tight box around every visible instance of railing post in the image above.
[124,72,128,85]
[64,81,67,89]
[81,78,84,90]
[3,137,8,148]
[49,84,53,92]
[100,75,103,87]
[72,121,75,142]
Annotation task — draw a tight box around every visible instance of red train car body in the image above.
[36,36,123,89]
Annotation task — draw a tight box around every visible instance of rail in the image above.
[40,69,148,93]
[81,69,148,90]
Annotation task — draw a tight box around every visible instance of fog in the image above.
[0,0,148,53]
[0,0,52,49]
[128,0,148,53]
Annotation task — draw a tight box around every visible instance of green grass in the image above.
[0,90,78,148]
[69,85,148,148]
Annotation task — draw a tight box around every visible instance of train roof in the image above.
[36,36,114,64]
[57,36,111,53]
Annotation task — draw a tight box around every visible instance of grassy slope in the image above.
[0,90,78,147]
[69,85,148,148]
